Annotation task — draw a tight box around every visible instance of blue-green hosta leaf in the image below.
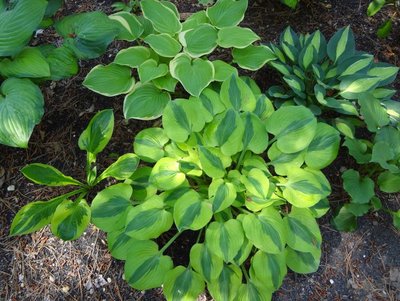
[378,171,400,193]
[283,74,305,98]
[375,126,400,156]
[98,154,139,181]
[138,59,168,83]
[327,26,355,63]
[144,33,182,57]
[368,62,399,87]
[83,63,135,96]
[342,169,375,204]
[134,128,169,162]
[50,199,91,241]
[241,112,269,154]
[206,0,248,28]
[124,83,171,120]
[279,26,299,61]
[339,75,381,99]
[206,220,244,262]
[233,45,276,71]
[10,196,65,236]
[265,106,317,154]
[371,142,399,173]
[269,61,292,76]
[285,246,321,274]
[217,26,260,49]
[55,11,118,59]
[305,30,327,62]
[198,146,232,178]
[305,123,340,169]
[78,109,114,155]
[127,167,158,201]
[114,46,156,68]
[190,243,224,283]
[241,168,271,202]
[284,207,321,252]
[242,207,286,254]
[267,143,305,176]
[212,60,239,82]
[164,266,205,301]
[343,137,371,164]
[0,78,44,148]
[298,42,318,71]
[250,251,287,291]
[22,163,82,186]
[45,46,79,80]
[359,94,390,132]
[208,264,242,301]
[140,0,181,34]
[173,190,212,231]
[208,179,236,213]
[125,195,173,239]
[179,23,218,57]
[235,281,272,301]
[124,240,173,289]
[150,157,186,190]
[107,229,138,260]
[337,54,373,78]
[163,98,210,143]
[220,75,257,112]
[170,53,214,97]
[109,12,144,41]
[91,183,132,232]
[314,85,359,115]
[0,0,47,56]
[0,47,50,78]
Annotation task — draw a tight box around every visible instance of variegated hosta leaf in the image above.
[144,33,182,57]
[114,46,157,68]
[359,94,390,132]
[206,0,248,28]
[140,0,181,34]
[265,106,317,154]
[339,75,381,99]
[91,183,132,232]
[208,264,242,301]
[153,73,179,92]
[220,75,257,112]
[125,195,173,239]
[327,26,355,63]
[267,142,305,176]
[124,240,173,290]
[150,157,186,190]
[305,30,327,62]
[98,153,139,181]
[337,54,373,78]
[241,207,286,254]
[138,59,168,83]
[109,11,144,41]
[50,199,91,241]
[208,179,236,213]
[197,88,226,117]
[128,167,158,201]
[198,146,232,178]
[134,128,169,162]
[240,168,271,203]
[212,60,239,82]
[285,246,321,274]
[181,11,209,31]
[250,250,287,291]
[233,237,253,265]
[179,23,218,58]
[217,26,260,49]
[252,94,275,121]
[174,190,213,231]
[22,163,82,186]
[235,281,272,301]
[367,62,399,87]
[190,243,224,283]
[241,112,269,154]
[279,26,299,62]
[107,228,138,260]
[233,45,276,71]
[284,207,321,253]
[163,266,205,301]
[206,220,244,263]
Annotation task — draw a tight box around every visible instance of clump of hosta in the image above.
[264,26,400,231]
[83,0,275,120]
[90,75,340,300]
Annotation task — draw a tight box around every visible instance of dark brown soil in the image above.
[1,1,399,301]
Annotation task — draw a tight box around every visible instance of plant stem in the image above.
[268,136,277,147]
[195,229,203,244]
[54,188,86,201]
[159,231,182,254]
[240,265,250,282]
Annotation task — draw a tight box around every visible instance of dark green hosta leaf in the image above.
[109,12,144,41]
[138,59,168,83]
[378,171,400,193]
[371,142,399,173]
[198,146,232,178]
[281,0,298,9]
[217,26,260,49]
[208,264,242,301]
[375,126,400,156]
[250,251,287,291]
[114,46,157,68]
[332,205,358,232]
[125,195,173,239]
[164,266,205,301]
[134,128,169,162]
[50,199,91,240]
[0,47,50,78]
[265,106,317,154]
[22,163,82,186]
[285,246,321,274]
[327,26,355,63]
[45,46,79,80]
[91,183,132,232]
[144,33,182,57]
[179,23,218,57]
[55,11,118,59]
[392,210,400,230]
[206,0,248,28]
[0,0,47,56]
[98,153,139,181]
[150,157,186,190]
[342,169,375,204]
[190,243,223,283]
[141,0,181,34]
[206,220,244,263]
[208,179,236,213]
[170,53,214,97]
[10,196,65,236]
[377,19,392,38]
[107,229,138,260]
[343,137,371,164]
[83,63,135,97]
[124,240,173,290]
[242,207,286,254]
[220,75,257,112]
[359,94,390,132]
[78,109,114,155]
[124,83,171,120]
[0,78,44,148]
[235,281,272,301]
[233,45,276,71]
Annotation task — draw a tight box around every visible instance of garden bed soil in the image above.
[1,0,399,300]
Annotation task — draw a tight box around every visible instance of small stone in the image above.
[18,274,24,282]
[62,286,70,293]
[7,185,15,191]
[49,276,55,283]
[329,279,334,284]
[107,277,111,283]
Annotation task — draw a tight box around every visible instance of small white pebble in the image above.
[20,283,24,288]
[7,185,15,191]
[49,276,55,282]
[62,286,70,293]
[122,274,125,280]
[329,279,334,284]
[107,277,111,283]
[18,274,24,282]
[363,255,366,258]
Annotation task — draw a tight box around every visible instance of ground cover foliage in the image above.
[1,0,400,300]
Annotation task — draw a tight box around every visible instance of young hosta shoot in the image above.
[10,109,139,240]
[86,75,339,301]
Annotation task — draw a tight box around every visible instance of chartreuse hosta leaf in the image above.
[124,240,173,290]
[206,0,248,28]
[190,243,224,283]
[339,75,381,99]
[127,167,157,201]
[0,78,44,148]
[50,199,91,241]
[0,0,47,56]
[179,23,218,57]
[208,179,236,213]
[107,229,138,260]
[164,266,205,301]
[22,163,82,186]
[140,0,181,34]
[114,46,156,68]
[97,154,139,181]
[91,183,132,232]
[198,146,232,178]
[240,168,271,204]
[134,128,169,162]
[267,143,305,176]
[285,246,321,274]
[109,12,144,41]
[138,59,168,83]
[125,195,173,239]
[342,169,375,204]
[241,112,269,154]
[217,26,260,49]
[150,157,186,190]
[170,53,215,97]
[233,45,276,71]
[220,75,256,112]
[144,33,182,57]
[197,88,226,117]
[83,63,135,96]
[208,264,242,301]
[236,281,272,301]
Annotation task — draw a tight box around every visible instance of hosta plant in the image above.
[0,0,118,148]
[264,26,400,230]
[280,0,298,8]
[84,0,275,120]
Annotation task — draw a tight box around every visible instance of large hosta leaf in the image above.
[206,0,248,28]
[220,75,257,112]
[163,266,205,301]
[144,33,182,57]
[134,128,169,162]
[45,45,79,80]
[140,0,181,34]
[0,78,44,148]
[208,264,242,301]
[233,45,276,71]
[217,26,259,49]
[190,243,224,283]
[327,26,355,63]
[109,12,144,41]
[285,246,321,274]
[0,0,47,56]
[107,229,138,260]
[179,23,218,57]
